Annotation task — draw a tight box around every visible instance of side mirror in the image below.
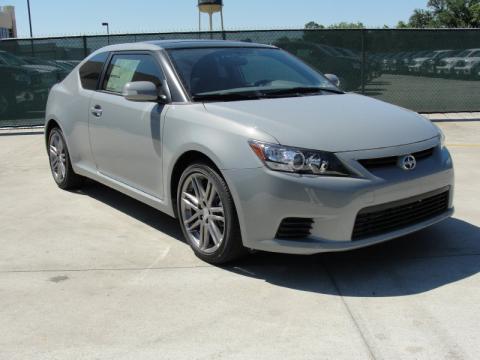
[324,74,341,88]
[123,81,169,103]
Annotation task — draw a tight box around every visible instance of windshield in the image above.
[167,47,339,100]
[457,50,471,57]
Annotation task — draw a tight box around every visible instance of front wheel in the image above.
[177,163,246,264]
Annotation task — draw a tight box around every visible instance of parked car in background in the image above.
[54,60,80,71]
[20,56,72,81]
[0,50,59,117]
[436,48,480,77]
[0,64,32,119]
[382,52,408,73]
[408,50,459,76]
[453,51,480,79]
[45,40,454,264]
[275,39,363,90]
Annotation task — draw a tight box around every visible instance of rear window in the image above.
[79,52,109,90]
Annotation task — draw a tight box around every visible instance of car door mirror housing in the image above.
[123,81,168,103]
[324,74,341,88]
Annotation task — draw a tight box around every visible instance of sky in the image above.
[3,0,428,38]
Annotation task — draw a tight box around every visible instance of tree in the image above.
[401,0,480,28]
[304,21,364,29]
[305,21,324,29]
[328,22,365,29]
[408,9,437,27]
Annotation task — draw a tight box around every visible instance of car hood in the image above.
[463,57,480,64]
[442,57,463,63]
[203,94,438,152]
[413,57,430,62]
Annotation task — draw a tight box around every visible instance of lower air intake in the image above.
[276,218,314,239]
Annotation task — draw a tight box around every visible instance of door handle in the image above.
[91,105,103,117]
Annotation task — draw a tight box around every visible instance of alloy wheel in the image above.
[49,131,67,183]
[180,172,226,254]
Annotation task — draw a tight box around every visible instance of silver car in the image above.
[45,40,454,264]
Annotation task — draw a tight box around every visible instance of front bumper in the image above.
[453,67,475,76]
[224,138,454,255]
[436,66,454,75]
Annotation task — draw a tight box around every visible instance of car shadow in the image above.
[226,218,480,297]
[77,180,184,242]
[76,181,480,298]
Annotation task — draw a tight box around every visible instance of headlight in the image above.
[249,141,351,176]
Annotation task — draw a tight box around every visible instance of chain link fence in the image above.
[1,29,479,127]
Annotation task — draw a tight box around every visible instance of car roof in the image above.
[96,39,276,53]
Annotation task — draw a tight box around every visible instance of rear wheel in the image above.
[48,127,83,190]
[177,163,246,264]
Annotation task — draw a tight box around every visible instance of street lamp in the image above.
[102,22,109,35]
[102,22,110,44]
[27,0,33,37]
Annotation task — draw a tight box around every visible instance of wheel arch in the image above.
[169,150,224,218]
[44,118,62,149]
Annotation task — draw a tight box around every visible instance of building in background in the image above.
[0,5,17,39]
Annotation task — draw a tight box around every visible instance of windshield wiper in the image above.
[262,87,344,97]
[192,87,343,102]
[192,92,263,102]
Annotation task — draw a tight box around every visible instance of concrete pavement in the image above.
[0,122,479,359]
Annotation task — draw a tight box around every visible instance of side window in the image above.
[79,52,109,90]
[102,54,164,94]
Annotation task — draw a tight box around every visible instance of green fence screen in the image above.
[1,29,479,127]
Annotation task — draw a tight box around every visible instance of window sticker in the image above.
[106,59,141,93]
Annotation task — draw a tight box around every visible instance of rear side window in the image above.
[102,54,164,94]
[79,52,109,90]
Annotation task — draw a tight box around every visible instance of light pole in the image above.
[27,0,33,37]
[102,22,110,44]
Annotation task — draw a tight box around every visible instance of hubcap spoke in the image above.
[208,221,222,246]
[192,176,205,199]
[49,145,58,157]
[210,215,225,222]
[51,157,59,171]
[206,183,217,206]
[59,161,66,178]
[199,222,210,250]
[184,211,201,230]
[210,207,224,215]
[182,192,199,211]
[186,218,201,231]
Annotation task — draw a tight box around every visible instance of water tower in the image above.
[198,0,224,32]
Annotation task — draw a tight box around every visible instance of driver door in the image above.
[88,53,167,199]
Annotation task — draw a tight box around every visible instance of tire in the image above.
[47,127,83,190]
[177,163,246,264]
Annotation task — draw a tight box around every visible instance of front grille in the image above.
[352,188,450,240]
[276,218,313,239]
[359,147,435,170]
